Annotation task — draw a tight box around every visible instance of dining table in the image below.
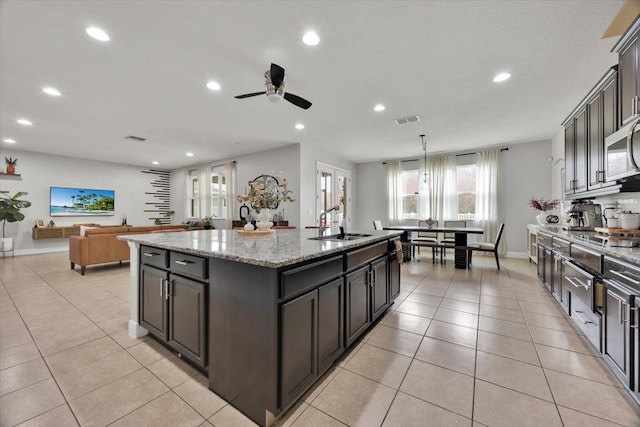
[383,225,484,269]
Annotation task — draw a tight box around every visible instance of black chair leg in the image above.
[468,250,472,266]
[494,251,500,270]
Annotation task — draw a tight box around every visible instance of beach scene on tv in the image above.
[50,187,115,216]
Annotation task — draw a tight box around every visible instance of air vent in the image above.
[124,135,147,142]
[394,115,420,125]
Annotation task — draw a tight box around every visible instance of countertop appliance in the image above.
[564,202,603,231]
[605,114,640,181]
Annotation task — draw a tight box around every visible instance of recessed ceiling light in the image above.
[374,104,386,112]
[3,139,16,144]
[42,87,61,96]
[152,161,159,165]
[206,81,221,91]
[302,31,320,46]
[186,152,194,157]
[86,27,110,42]
[17,119,32,126]
[295,123,305,130]
[493,72,511,82]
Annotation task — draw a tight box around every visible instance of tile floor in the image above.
[1,251,640,426]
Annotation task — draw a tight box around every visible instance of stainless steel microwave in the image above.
[605,116,640,181]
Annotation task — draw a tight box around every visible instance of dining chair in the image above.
[412,220,439,262]
[438,220,466,263]
[373,220,383,230]
[467,223,505,270]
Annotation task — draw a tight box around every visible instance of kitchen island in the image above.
[119,228,403,426]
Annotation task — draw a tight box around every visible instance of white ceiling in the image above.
[0,1,625,170]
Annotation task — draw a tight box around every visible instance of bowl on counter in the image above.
[619,213,640,230]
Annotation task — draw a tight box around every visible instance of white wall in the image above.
[1,149,161,255]
[502,140,553,257]
[170,144,301,228]
[354,140,554,256]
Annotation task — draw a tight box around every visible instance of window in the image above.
[402,169,419,219]
[188,169,199,218]
[456,164,476,219]
[210,166,227,219]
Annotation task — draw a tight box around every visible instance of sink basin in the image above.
[308,233,372,242]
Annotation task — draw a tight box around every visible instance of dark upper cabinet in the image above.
[587,72,618,191]
[617,21,639,126]
[564,122,576,194]
[564,67,618,198]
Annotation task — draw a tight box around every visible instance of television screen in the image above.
[50,187,115,216]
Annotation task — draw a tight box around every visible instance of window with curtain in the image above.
[457,164,477,219]
[401,169,419,219]
[187,169,199,218]
[210,165,227,219]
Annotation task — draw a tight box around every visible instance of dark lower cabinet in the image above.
[603,280,634,387]
[345,257,389,347]
[167,274,207,368]
[388,250,401,301]
[280,277,344,410]
[140,264,168,338]
[140,254,207,369]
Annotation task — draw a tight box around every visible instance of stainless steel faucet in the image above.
[318,204,340,236]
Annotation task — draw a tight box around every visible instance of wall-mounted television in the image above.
[50,187,115,216]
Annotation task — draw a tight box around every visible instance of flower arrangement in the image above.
[528,197,559,212]
[236,174,295,211]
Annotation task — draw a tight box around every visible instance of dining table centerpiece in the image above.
[528,197,560,225]
[236,174,294,230]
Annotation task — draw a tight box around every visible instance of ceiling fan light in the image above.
[268,93,283,103]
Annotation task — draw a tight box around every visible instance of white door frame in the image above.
[316,162,352,229]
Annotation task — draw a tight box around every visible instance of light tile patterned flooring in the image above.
[1,252,639,426]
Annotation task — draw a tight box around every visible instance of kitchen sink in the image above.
[308,233,372,242]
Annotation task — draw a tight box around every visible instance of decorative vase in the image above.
[256,208,273,230]
[536,211,547,225]
[6,165,15,174]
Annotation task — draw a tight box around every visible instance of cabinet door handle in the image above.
[610,269,640,285]
[618,299,628,324]
[164,279,170,300]
[573,310,593,325]
[144,252,158,257]
[159,278,164,297]
[565,276,589,290]
[174,260,193,266]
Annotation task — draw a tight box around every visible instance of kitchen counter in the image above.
[117,228,402,268]
[120,228,402,426]
[536,226,640,265]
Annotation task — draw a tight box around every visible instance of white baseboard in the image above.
[12,247,68,257]
[505,251,528,259]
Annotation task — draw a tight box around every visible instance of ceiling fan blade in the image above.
[284,92,312,110]
[270,63,285,88]
[234,92,265,99]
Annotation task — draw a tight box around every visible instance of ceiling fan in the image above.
[235,63,312,110]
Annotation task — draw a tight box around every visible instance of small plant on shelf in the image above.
[4,157,17,174]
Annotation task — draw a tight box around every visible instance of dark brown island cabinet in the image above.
[136,236,401,426]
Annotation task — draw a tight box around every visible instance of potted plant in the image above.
[5,157,17,174]
[154,210,176,225]
[202,216,214,230]
[0,191,31,251]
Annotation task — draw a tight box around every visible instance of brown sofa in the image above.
[69,225,189,275]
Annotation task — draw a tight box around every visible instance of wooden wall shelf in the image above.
[32,226,80,239]
[0,173,22,178]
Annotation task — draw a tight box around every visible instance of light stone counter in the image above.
[119,228,402,339]
[118,228,402,268]
[537,225,640,266]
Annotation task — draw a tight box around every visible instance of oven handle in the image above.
[573,310,593,325]
[610,269,640,286]
[627,116,640,171]
[565,275,590,290]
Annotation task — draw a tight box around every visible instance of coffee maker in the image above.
[565,201,603,231]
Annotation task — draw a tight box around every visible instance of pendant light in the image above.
[420,134,428,187]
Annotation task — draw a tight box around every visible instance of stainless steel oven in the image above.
[605,115,640,181]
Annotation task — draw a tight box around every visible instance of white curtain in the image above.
[475,149,503,252]
[386,161,402,225]
[183,169,190,220]
[423,155,457,222]
[225,161,237,221]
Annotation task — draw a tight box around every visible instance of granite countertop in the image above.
[118,228,402,268]
[536,225,640,265]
